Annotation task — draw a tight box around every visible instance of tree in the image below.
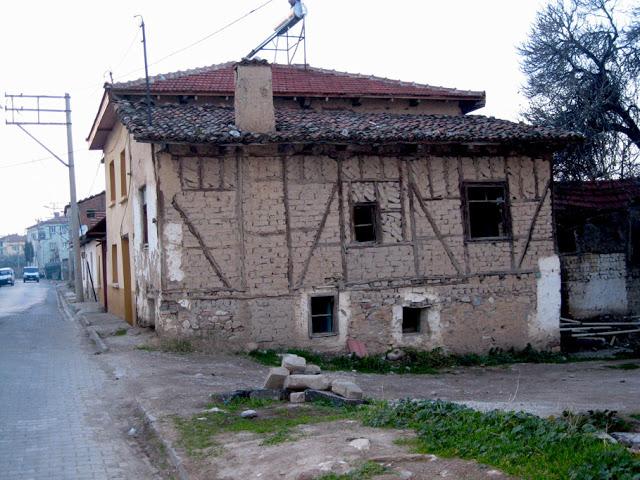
[520,0,640,180]
[24,241,34,264]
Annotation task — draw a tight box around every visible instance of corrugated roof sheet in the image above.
[555,178,640,211]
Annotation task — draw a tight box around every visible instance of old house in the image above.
[555,178,640,319]
[0,234,26,258]
[87,60,577,353]
[26,214,70,279]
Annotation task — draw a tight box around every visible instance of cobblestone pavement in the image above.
[0,282,157,479]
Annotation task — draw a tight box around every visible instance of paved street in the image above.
[0,281,156,479]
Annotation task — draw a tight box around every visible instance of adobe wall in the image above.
[153,144,560,353]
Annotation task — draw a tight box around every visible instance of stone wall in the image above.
[153,145,560,353]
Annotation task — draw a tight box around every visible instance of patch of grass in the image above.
[360,400,640,480]
[315,461,388,480]
[561,409,633,433]
[631,413,640,422]
[160,339,194,354]
[606,362,640,370]
[136,344,157,352]
[113,328,128,336]
[173,398,353,456]
[249,344,586,375]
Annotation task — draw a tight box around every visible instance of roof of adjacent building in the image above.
[554,178,640,211]
[26,215,68,231]
[0,234,26,243]
[115,100,580,147]
[111,62,485,107]
[65,192,106,230]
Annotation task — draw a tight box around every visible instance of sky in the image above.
[0,0,547,238]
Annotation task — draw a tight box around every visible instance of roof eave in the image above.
[87,89,117,150]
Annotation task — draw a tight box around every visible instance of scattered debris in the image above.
[127,427,138,437]
[386,348,405,361]
[240,409,258,419]
[206,407,226,413]
[349,438,371,451]
[290,391,306,403]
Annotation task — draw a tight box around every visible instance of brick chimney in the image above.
[234,59,276,133]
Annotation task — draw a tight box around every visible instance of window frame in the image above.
[402,306,423,334]
[351,201,380,244]
[119,149,128,201]
[111,243,119,285]
[308,294,338,338]
[109,160,116,204]
[461,181,512,242]
[140,186,149,247]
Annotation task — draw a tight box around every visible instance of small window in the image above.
[402,307,423,334]
[353,202,378,243]
[109,160,116,203]
[111,244,119,284]
[629,206,640,266]
[86,209,96,219]
[310,296,336,335]
[464,183,511,240]
[140,186,149,246]
[120,150,127,198]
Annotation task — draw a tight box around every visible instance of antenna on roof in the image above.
[245,0,307,65]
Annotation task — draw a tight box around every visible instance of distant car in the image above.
[23,266,40,283]
[0,267,15,286]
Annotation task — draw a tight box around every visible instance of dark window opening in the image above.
[629,207,640,266]
[464,183,510,240]
[402,307,423,333]
[140,186,149,246]
[310,296,335,335]
[86,209,96,219]
[353,203,378,243]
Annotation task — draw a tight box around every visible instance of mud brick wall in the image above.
[561,253,631,318]
[155,145,559,353]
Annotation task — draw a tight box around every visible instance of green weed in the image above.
[315,461,388,480]
[360,400,640,480]
[606,363,640,370]
[114,328,128,336]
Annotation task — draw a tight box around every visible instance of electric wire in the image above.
[112,0,276,82]
[0,149,89,170]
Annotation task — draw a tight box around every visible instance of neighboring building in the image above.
[26,214,70,279]
[0,234,26,257]
[555,178,640,319]
[87,60,577,352]
[70,192,107,305]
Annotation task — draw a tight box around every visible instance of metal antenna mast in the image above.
[4,93,84,301]
[245,0,307,65]
[135,15,153,125]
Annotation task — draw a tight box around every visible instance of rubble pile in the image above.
[263,354,364,405]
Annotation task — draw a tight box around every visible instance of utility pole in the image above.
[135,15,153,126]
[5,93,84,301]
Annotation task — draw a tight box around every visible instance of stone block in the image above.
[281,354,307,373]
[283,374,330,391]
[304,364,322,375]
[210,389,252,403]
[290,391,306,403]
[250,388,284,401]
[263,367,290,390]
[331,380,363,400]
[304,389,365,407]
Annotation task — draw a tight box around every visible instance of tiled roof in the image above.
[0,234,26,243]
[111,63,485,104]
[554,178,640,211]
[116,101,580,146]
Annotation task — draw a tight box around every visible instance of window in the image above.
[402,307,424,334]
[109,160,116,203]
[352,202,378,243]
[111,244,118,284]
[310,296,336,336]
[49,226,56,235]
[463,183,511,240]
[140,186,149,246]
[629,205,640,266]
[86,209,96,219]
[120,150,127,199]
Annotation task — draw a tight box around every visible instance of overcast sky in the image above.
[0,0,546,237]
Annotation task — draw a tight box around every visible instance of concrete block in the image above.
[281,354,307,373]
[304,389,365,407]
[283,374,330,391]
[289,391,306,403]
[250,389,284,401]
[331,380,363,400]
[263,367,290,390]
[304,364,322,375]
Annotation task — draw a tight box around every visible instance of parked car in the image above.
[0,267,15,286]
[23,266,40,283]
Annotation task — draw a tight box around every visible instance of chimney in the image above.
[234,59,276,133]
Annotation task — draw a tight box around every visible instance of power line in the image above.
[85,160,103,198]
[113,0,276,82]
[0,149,89,170]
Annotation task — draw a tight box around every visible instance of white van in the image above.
[0,267,15,286]
[23,266,40,283]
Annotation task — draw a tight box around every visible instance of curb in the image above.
[56,286,109,353]
[135,400,190,480]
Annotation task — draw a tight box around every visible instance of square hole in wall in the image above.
[310,295,336,335]
[402,307,425,334]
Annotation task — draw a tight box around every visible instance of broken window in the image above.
[402,307,424,334]
[310,296,336,336]
[353,202,379,243]
[463,183,511,240]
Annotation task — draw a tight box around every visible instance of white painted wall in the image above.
[529,255,561,347]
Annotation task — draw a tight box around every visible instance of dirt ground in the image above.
[63,293,640,479]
